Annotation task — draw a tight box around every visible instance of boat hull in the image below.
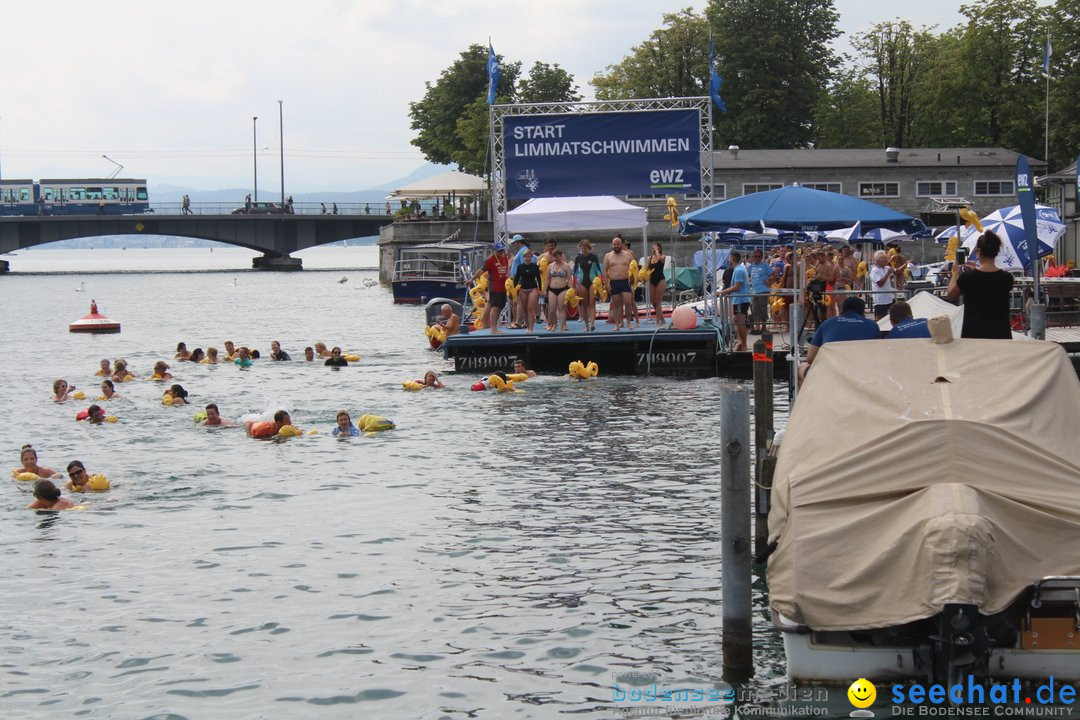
[392,280,465,305]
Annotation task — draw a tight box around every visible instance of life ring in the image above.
[358,414,395,432]
[402,380,425,391]
[14,471,40,482]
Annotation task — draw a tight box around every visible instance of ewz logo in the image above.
[650,169,688,188]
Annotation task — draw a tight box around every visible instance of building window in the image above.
[624,193,668,200]
[743,183,782,195]
[710,183,726,199]
[800,182,842,194]
[974,180,1014,196]
[858,182,899,198]
[916,180,958,197]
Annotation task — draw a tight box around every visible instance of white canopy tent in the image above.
[387,170,486,201]
[503,195,647,236]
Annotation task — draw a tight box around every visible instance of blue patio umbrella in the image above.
[955,205,1063,271]
[680,185,924,235]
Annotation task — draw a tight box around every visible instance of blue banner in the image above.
[1075,153,1079,207]
[503,110,701,199]
[1015,155,1039,276]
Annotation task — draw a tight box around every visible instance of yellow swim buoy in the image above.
[343,354,360,362]
[402,380,425,391]
[539,256,550,292]
[506,373,529,383]
[277,424,303,438]
[565,287,580,309]
[193,411,207,424]
[14,471,40,482]
[856,261,868,279]
[105,415,119,423]
[162,395,173,406]
[637,264,651,284]
[358,414,395,432]
[629,259,640,290]
[72,390,86,400]
[568,360,598,379]
[505,277,519,303]
[486,374,520,393]
[87,474,110,491]
[592,274,608,302]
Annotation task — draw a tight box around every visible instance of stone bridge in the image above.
[0,213,391,271]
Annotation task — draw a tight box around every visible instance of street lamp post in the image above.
[278,100,285,207]
[252,116,258,203]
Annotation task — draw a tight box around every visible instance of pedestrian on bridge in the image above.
[320,203,327,215]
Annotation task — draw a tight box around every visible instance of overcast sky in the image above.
[0,1,1041,192]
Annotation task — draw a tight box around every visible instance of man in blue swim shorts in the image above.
[603,235,634,330]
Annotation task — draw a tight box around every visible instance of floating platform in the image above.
[442,319,788,378]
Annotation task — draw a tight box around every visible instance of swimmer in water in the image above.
[14,444,59,478]
[175,342,192,361]
[52,379,76,402]
[99,379,120,400]
[151,361,173,381]
[63,460,90,492]
[314,342,333,358]
[94,358,112,377]
[200,403,234,427]
[324,347,348,367]
[189,347,205,363]
[332,410,360,437]
[245,410,292,438]
[112,359,133,382]
[234,347,253,367]
[204,347,219,364]
[224,340,237,360]
[26,479,76,510]
[417,370,444,388]
[80,404,108,423]
[512,359,538,378]
[163,384,189,406]
[304,346,315,362]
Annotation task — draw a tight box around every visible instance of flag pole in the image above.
[1044,29,1051,169]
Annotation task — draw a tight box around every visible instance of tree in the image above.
[408,44,520,167]
[1048,0,1080,168]
[812,64,881,148]
[906,33,971,148]
[517,62,582,104]
[591,8,711,100]
[707,0,841,148]
[853,21,936,148]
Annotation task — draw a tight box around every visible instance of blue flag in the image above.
[1043,34,1052,73]
[1015,155,1039,276]
[709,37,727,113]
[486,43,499,105]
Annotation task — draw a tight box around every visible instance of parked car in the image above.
[232,202,289,215]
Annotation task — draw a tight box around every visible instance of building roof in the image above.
[711,147,1044,171]
[1042,161,1076,183]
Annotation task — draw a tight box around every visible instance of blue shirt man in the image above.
[748,256,772,295]
[730,263,751,305]
[799,296,879,380]
[509,235,528,278]
[886,300,932,339]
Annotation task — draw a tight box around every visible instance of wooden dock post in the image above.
[720,385,754,680]
[752,333,774,556]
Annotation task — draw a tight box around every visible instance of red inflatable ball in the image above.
[671,304,698,330]
[471,381,487,392]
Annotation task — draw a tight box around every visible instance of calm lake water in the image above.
[0,249,861,720]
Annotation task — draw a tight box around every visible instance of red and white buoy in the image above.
[69,299,121,334]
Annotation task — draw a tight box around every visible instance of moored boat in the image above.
[767,336,1080,684]
[391,234,489,305]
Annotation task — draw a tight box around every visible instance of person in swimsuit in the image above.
[175,342,192,361]
[418,370,444,388]
[646,242,667,326]
[26,479,76,510]
[14,444,59,479]
[303,346,315,362]
[313,342,333,358]
[223,341,237,361]
[63,460,91,492]
[544,249,572,332]
[151,361,173,381]
[99,379,120,400]
[204,347,219,364]
[332,410,360,437]
[94,358,112,377]
[200,403,234,427]
[324,347,349,367]
[112,359,133,382]
[604,235,634,330]
[573,239,601,331]
[163,384,189,406]
[511,359,538,378]
[52,379,76,402]
[512,249,541,332]
[245,410,291,438]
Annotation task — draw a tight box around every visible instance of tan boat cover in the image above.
[767,338,1080,631]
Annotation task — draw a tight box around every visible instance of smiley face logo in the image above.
[847,678,876,708]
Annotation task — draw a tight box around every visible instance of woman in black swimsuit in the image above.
[646,242,667,325]
[513,250,541,332]
[545,249,572,332]
[574,239,600,331]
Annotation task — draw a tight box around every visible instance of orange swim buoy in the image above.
[249,420,277,438]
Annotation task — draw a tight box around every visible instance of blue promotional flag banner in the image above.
[708,37,727,113]
[1014,155,1040,275]
[1075,154,1080,207]
[486,43,499,105]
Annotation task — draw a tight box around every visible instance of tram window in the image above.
[68,187,86,201]
[136,187,148,201]
[19,189,30,201]
[44,187,56,200]
[86,187,103,200]
[103,187,119,200]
